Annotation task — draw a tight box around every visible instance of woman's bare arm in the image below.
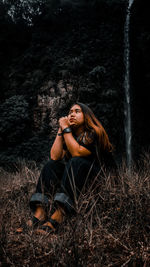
[50,128,66,160]
[59,116,91,157]
[63,132,91,157]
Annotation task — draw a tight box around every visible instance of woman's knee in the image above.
[67,157,91,169]
[42,159,61,173]
[43,159,58,168]
[69,156,86,164]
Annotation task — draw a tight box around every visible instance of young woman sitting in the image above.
[27,102,116,234]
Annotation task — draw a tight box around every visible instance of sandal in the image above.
[35,218,59,235]
[31,216,47,228]
[16,216,47,233]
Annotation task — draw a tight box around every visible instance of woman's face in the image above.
[68,104,84,128]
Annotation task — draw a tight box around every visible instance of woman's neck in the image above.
[72,125,85,137]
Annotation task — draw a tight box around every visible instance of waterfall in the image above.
[124,0,134,168]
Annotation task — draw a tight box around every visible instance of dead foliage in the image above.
[0,154,150,266]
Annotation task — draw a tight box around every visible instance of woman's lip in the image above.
[70,119,76,122]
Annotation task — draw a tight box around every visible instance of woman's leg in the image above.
[54,157,95,213]
[35,157,96,233]
[36,159,65,195]
[17,160,65,233]
[29,159,65,221]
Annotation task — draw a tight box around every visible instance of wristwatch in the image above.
[62,127,72,134]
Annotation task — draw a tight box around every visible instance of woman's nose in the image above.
[70,112,75,117]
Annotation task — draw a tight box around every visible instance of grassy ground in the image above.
[0,154,150,266]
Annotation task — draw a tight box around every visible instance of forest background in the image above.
[0,0,150,266]
[0,0,149,168]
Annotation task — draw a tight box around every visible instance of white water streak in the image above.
[124,0,134,167]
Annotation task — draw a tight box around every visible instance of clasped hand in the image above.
[59,116,70,130]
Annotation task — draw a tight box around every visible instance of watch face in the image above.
[63,127,72,134]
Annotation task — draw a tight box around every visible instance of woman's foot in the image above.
[29,205,47,226]
[35,207,65,235]
[16,205,47,233]
[33,205,47,221]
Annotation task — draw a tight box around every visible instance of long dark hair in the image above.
[71,102,113,154]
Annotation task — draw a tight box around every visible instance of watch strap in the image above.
[57,132,63,136]
[62,127,72,134]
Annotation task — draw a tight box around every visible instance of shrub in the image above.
[0,95,30,146]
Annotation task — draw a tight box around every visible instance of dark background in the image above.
[0,0,149,169]
[131,0,150,159]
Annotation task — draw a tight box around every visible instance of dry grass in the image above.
[0,154,150,266]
